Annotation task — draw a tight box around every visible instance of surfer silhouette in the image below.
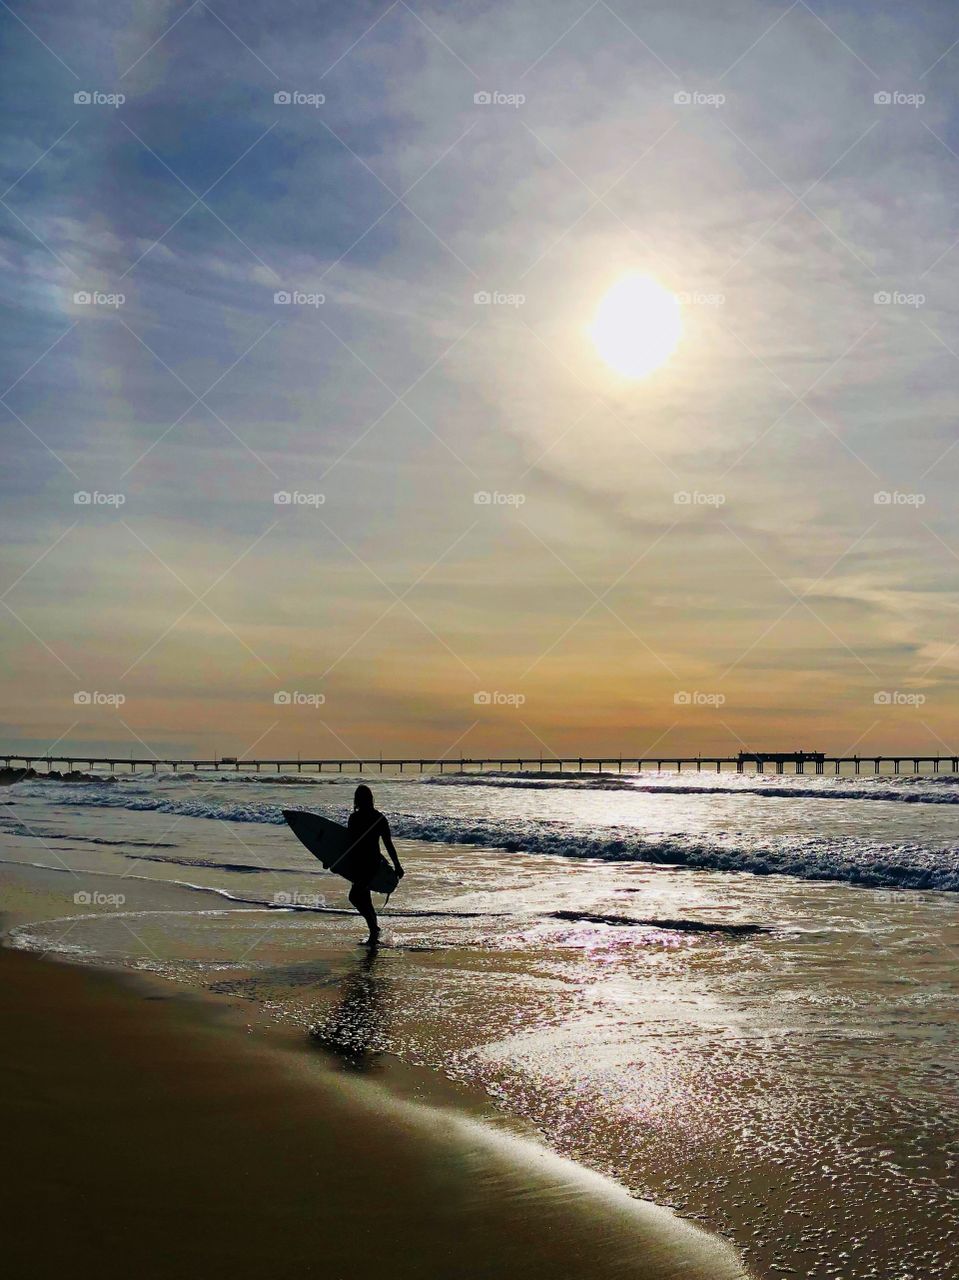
[347,784,403,946]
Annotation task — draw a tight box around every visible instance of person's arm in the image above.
[381,818,404,877]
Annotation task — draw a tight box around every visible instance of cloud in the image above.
[4,0,959,750]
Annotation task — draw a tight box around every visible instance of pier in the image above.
[2,750,957,776]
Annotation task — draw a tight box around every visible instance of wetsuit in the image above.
[346,808,389,886]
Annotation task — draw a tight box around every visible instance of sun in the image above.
[589,274,682,378]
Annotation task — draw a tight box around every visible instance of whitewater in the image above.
[6,767,959,891]
[3,764,959,1280]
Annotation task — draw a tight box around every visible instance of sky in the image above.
[2,0,959,761]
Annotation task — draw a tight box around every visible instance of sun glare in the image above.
[589,274,682,378]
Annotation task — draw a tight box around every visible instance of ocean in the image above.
[3,767,958,1278]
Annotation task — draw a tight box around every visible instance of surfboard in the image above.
[283,810,400,895]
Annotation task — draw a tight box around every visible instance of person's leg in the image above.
[348,883,379,942]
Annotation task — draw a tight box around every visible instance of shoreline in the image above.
[2,943,748,1280]
[7,783,955,1279]
[7,767,959,894]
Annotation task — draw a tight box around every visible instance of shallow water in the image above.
[2,770,958,1279]
[9,765,959,889]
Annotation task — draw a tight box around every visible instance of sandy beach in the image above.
[6,0,959,1273]
[2,939,748,1280]
[4,764,958,1280]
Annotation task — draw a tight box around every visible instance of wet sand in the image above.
[2,945,747,1280]
[6,786,955,1280]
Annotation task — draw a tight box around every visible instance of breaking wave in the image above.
[8,779,958,892]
